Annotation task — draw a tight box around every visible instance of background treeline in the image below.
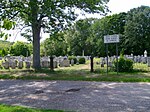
[1,6,150,57]
[41,6,150,57]
[0,40,32,57]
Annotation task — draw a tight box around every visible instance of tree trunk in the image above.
[32,25,41,70]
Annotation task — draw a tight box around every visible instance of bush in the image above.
[113,55,133,72]
[68,56,77,64]
[78,57,86,64]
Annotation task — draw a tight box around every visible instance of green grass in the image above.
[0,61,150,82]
[0,104,64,112]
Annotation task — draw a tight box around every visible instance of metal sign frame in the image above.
[104,34,119,75]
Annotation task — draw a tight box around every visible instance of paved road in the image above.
[0,80,150,112]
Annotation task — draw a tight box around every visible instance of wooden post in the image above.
[90,56,94,72]
[50,56,54,70]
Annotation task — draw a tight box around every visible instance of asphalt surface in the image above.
[0,80,150,112]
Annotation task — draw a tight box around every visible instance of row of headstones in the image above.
[124,55,147,63]
[1,56,32,62]
[2,61,31,69]
[99,56,150,67]
[0,55,90,69]
[41,59,75,68]
[0,58,75,69]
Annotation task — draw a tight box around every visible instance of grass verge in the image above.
[0,63,150,82]
[0,104,64,112]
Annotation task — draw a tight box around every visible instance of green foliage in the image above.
[113,55,133,72]
[68,56,77,64]
[65,12,127,57]
[1,49,8,57]
[123,6,150,55]
[66,19,95,56]
[78,57,86,64]
[0,40,12,49]
[42,33,67,56]
[0,40,12,56]
[65,6,150,57]
[2,19,16,30]
[0,19,15,39]
[10,41,30,57]
[27,43,33,55]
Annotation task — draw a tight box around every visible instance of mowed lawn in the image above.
[0,60,150,82]
[0,104,64,112]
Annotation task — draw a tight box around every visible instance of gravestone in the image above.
[71,59,74,66]
[0,57,2,60]
[144,50,147,57]
[60,60,70,67]
[147,57,150,67]
[108,61,112,67]
[18,61,23,69]
[142,57,147,64]
[137,55,141,63]
[53,61,58,68]
[134,56,137,63]
[41,61,49,68]
[2,61,9,69]
[10,61,16,69]
[25,61,31,68]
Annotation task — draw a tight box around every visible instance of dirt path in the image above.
[0,80,150,112]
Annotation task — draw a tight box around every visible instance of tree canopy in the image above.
[64,6,150,56]
[123,6,150,55]
[0,0,109,69]
[10,41,31,57]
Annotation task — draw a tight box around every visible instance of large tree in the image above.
[41,32,68,56]
[66,12,127,57]
[92,13,126,56]
[123,6,150,55]
[66,18,95,56]
[0,0,109,69]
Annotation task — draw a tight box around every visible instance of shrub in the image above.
[68,56,77,64]
[78,57,86,64]
[113,55,133,72]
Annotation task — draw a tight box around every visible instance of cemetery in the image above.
[0,52,150,71]
[0,1,150,112]
[0,54,150,82]
[0,56,88,69]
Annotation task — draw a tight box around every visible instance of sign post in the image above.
[104,34,119,75]
[106,44,108,75]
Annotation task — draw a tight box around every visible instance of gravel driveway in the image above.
[0,80,150,112]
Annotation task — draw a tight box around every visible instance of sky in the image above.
[3,0,150,42]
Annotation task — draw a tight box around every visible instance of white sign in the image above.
[104,34,119,43]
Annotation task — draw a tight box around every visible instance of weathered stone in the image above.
[53,61,58,68]
[60,60,70,67]
[41,61,50,68]
[147,57,150,67]
[25,61,31,68]
[71,59,74,66]
[3,61,9,69]
[10,61,16,69]
[18,61,23,69]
